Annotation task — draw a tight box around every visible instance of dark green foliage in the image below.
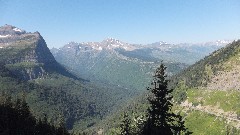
[120,113,131,135]
[142,63,191,135]
[109,64,191,135]
[0,62,134,132]
[0,93,70,135]
[0,44,134,132]
[95,64,192,135]
[172,81,188,104]
[90,91,149,134]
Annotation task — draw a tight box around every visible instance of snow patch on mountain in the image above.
[63,38,138,51]
[0,34,11,38]
[13,27,23,32]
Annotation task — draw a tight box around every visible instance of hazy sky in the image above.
[0,0,240,48]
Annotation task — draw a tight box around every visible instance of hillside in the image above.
[168,40,240,134]
[96,40,240,134]
[171,40,240,89]
[0,25,133,132]
[51,39,229,93]
[51,42,185,93]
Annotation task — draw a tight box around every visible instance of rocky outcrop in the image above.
[8,66,46,80]
[0,24,26,35]
[0,25,75,80]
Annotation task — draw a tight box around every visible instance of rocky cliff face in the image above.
[0,25,69,80]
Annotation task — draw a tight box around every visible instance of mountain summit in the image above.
[0,24,26,36]
[0,25,76,80]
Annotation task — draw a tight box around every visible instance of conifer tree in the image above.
[0,94,71,135]
[56,114,69,135]
[142,63,191,135]
[120,112,131,135]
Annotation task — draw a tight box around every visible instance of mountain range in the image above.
[51,38,231,92]
[0,24,239,134]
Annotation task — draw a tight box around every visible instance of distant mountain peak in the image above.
[102,38,125,45]
[105,37,119,41]
[203,40,233,46]
[66,41,79,46]
[0,24,26,36]
[149,41,168,46]
[215,39,232,45]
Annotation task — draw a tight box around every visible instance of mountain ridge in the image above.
[0,24,78,80]
[53,38,232,65]
[170,40,240,89]
[51,38,231,93]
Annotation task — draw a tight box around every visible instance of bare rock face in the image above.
[0,25,59,80]
[0,24,26,35]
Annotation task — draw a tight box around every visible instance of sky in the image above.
[0,0,240,48]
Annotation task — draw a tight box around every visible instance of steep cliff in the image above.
[0,24,75,80]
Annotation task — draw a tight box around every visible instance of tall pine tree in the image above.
[142,63,191,135]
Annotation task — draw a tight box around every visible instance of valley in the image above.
[0,24,239,135]
[0,25,135,132]
[1,0,239,134]
[51,38,230,92]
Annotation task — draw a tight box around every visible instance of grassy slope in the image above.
[174,40,240,134]
[185,111,228,135]
[187,89,240,112]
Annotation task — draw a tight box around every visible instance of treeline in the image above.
[0,93,70,135]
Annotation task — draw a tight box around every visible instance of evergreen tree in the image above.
[0,94,71,135]
[120,112,131,135]
[142,63,191,135]
[56,114,69,135]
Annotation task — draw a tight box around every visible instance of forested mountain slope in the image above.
[0,25,133,132]
[171,40,240,89]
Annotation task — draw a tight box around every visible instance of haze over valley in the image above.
[0,0,240,134]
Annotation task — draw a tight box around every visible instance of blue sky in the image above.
[0,0,240,48]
